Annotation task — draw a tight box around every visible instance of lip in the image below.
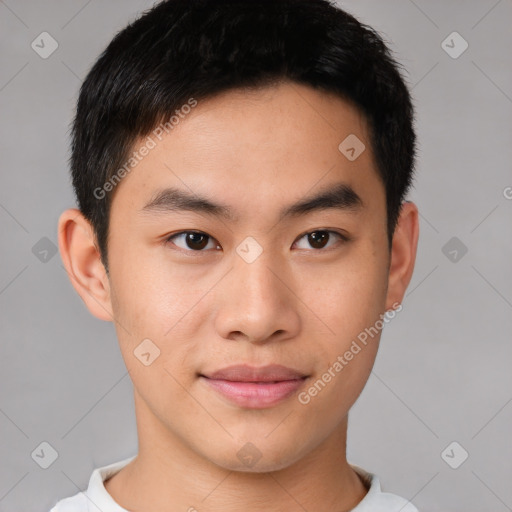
[200,364,308,409]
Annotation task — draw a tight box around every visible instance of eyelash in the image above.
[165,229,350,254]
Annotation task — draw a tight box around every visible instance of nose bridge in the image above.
[214,246,300,343]
[234,246,285,310]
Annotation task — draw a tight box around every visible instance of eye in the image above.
[165,229,349,253]
[293,230,348,250]
[166,231,220,252]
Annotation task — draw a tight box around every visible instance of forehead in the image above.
[109,82,383,222]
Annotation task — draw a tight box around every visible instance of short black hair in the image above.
[70,0,417,274]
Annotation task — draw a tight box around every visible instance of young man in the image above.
[53,0,420,510]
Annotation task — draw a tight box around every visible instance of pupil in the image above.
[309,231,328,249]
[187,233,208,250]
[184,232,330,251]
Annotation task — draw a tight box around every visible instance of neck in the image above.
[104,390,369,512]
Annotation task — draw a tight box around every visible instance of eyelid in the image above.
[165,230,221,253]
[295,228,350,243]
[165,228,350,252]
[293,229,350,251]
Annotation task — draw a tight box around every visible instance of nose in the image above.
[214,250,301,345]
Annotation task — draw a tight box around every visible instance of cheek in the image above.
[108,248,210,402]
[109,242,207,339]
[296,273,385,426]
[306,254,388,344]
[299,245,388,398]
[109,265,200,420]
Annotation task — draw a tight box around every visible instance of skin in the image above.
[58,81,419,512]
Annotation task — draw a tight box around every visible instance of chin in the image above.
[215,455,297,474]
[204,437,310,474]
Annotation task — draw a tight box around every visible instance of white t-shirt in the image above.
[49,456,419,512]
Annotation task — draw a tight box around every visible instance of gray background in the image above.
[1,1,511,511]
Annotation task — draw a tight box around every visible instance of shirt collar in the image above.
[84,457,381,512]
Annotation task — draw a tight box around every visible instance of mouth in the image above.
[199,364,309,409]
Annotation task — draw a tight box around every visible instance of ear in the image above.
[58,208,114,321]
[385,201,420,311]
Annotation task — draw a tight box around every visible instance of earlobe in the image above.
[58,208,114,322]
[385,201,420,311]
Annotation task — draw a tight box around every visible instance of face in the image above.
[61,81,416,473]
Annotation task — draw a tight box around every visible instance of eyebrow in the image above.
[140,182,364,222]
